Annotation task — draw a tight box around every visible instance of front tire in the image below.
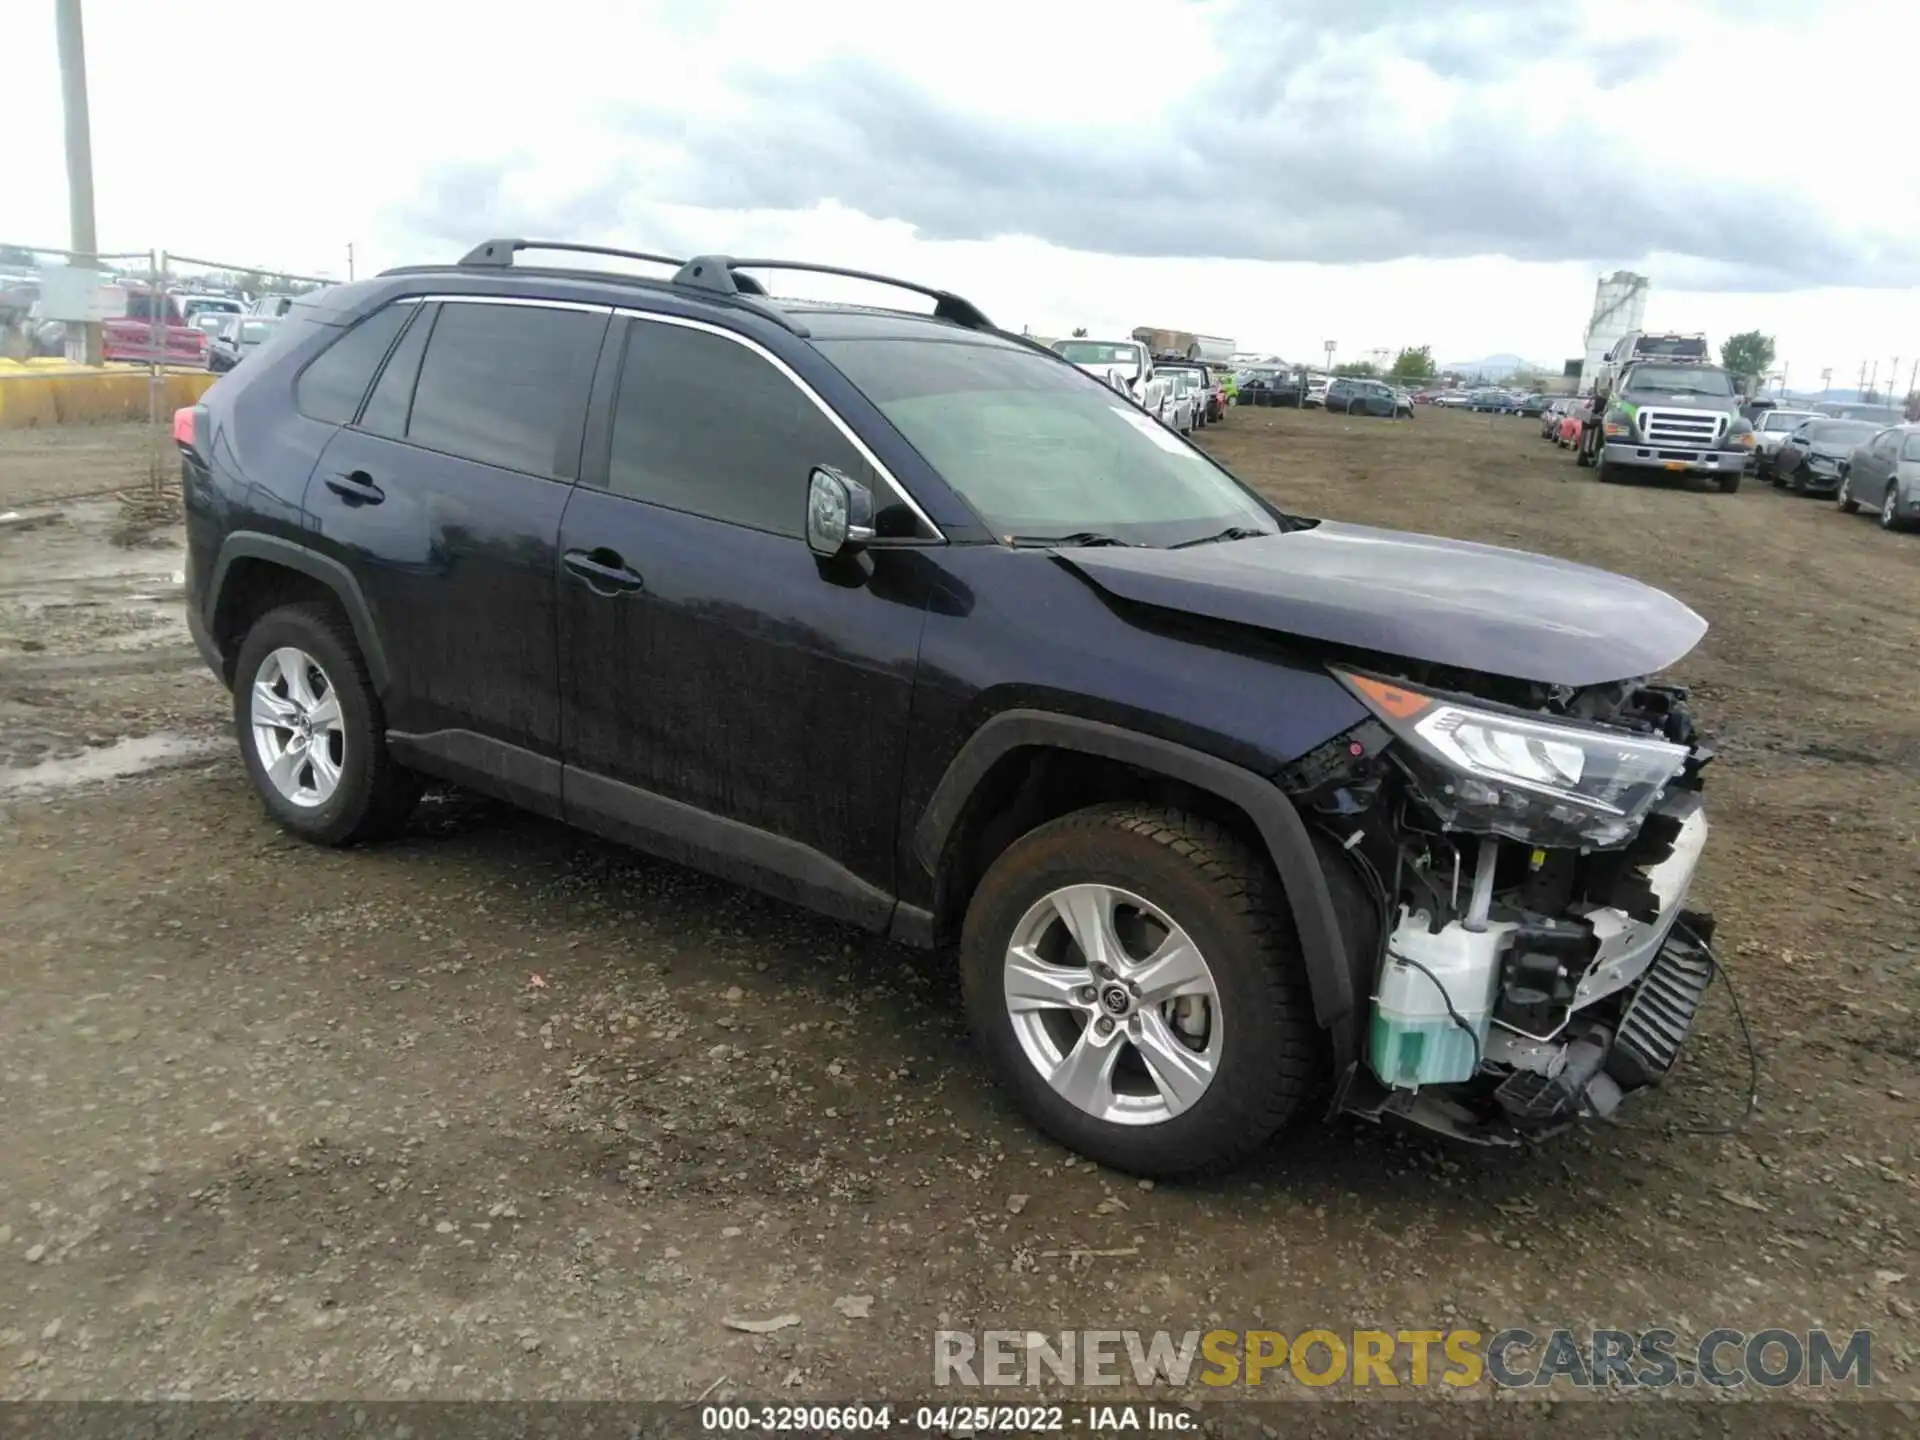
[1883,484,1909,532]
[960,805,1323,1176]
[1837,473,1859,513]
[232,602,420,846]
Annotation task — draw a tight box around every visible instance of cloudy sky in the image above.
[12,0,1918,384]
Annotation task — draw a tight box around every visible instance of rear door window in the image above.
[404,301,605,477]
[295,302,414,425]
[358,303,435,440]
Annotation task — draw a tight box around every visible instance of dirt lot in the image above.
[1,410,1917,1412]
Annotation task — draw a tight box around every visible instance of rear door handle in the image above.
[563,547,645,596]
[324,470,384,505]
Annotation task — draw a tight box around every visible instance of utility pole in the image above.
[1323,339,1336,374]
[347,242,355,280]
[56,0,101,365]
[1858,361,1869,399]
[1867,360,1879,403]
[1820,368,1832,395]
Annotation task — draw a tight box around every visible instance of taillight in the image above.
[173,403,207,456]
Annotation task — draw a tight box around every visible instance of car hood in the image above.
[1055,521,1707,687]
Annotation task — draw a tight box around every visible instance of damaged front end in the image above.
[1286,666,1722,1146]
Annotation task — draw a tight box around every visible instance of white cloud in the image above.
[7,0,1917,386]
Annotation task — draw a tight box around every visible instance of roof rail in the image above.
[673,255,994,331]
[459,238,686,271]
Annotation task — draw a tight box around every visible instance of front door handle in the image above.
[563,547,645,596]
[324,470,384,505]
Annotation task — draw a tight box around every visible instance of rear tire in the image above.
[1883,484,1908,532]
[1718,471,1741,494]
[1837,473,1859,513]
[960,804,1323,1177]
[232,602,421,846]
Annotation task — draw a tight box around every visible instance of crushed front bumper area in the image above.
[1342,912,1718,1145]
[1340,791,1719,1147]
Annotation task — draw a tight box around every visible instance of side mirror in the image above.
[807,465,875,558]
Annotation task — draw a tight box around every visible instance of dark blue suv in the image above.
[178,240,1725,1174]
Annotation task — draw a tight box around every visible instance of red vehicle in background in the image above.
[1555,400,1588,448]
[102,285,208,367]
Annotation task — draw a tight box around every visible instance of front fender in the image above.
[915,709,1360,1068]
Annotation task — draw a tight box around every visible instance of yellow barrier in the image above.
[0,365,220,429]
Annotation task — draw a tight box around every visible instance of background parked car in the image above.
[1236,366,1303,407]
[206,314,282,373]
[1159,360,1225,422]
[1836,424,1920,530]
[1773,418,1879,495]
[1431,390,1470,408]
[1751,408,1821,478]
[1468,388,1517,413]
[1815,401,1905,425]
[1518,392,1555,417]
[1327,378,1400,417]
[181,295,244,326]
[1554,400,1589,448]
[1163,369,1201,433]
[1302,377,1331,408]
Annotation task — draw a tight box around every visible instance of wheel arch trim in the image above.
[208,532,391,694]
[916,709,1357,1048]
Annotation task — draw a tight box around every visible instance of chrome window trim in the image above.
[614,307,945,542]
[400,294,945,540]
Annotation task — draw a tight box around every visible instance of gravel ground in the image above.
[0,410,1916,1413]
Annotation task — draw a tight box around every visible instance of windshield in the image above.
[1051,341,1140,369]
[820,338,1278,547]
[1625,365,1734,396]
[1826,405,1902,424]
[1805,421,1878,444]
[1762,411,1818,431]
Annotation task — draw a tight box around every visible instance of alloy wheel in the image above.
[250,646,346,808]
[1884,486,1901,530]
[1002,883,1222,1126]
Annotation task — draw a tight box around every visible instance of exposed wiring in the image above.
[1607,919,1760,1137]
[1391,951,1485,1075]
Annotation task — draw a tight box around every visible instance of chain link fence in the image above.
[1,242,339,504]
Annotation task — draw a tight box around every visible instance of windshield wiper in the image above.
[1170,525,1271,549]
[1006,531,1137,549]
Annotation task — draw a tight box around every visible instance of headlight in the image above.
[1334,670,1690,849]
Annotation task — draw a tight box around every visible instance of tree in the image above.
[1388,345,1435,380]
[1332,360,1379,378]
[1070,326,1088,337]
[1721,330,1775,382]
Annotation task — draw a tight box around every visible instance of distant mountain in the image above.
[1441,353,1551,380]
